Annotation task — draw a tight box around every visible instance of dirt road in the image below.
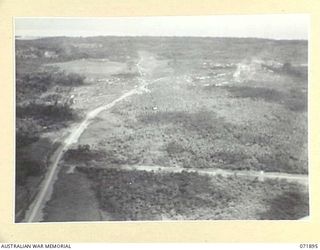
[23,54,152,222]
[131,165,308,187]
[83,164,309,187]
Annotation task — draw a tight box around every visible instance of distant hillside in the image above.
[15,36,308,65]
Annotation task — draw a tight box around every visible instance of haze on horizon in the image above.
[15,14,309,40]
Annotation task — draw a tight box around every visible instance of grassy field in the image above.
[16,36,308,221]
[46,59,128,78]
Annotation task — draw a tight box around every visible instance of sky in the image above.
[15,14,309,40]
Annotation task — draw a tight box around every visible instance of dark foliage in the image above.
[224,85,307,112]
[64,145,106,163]
[16,70,85,102]
[80,168,234,220]
[17,103,75,122]
[259,189,309,220]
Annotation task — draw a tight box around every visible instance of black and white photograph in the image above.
[15,15,309,223]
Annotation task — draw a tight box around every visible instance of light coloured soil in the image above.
[47,59,127,77]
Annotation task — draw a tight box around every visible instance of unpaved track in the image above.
[133,165,308,187]
[84,164,309,187]
[24,54,151,222]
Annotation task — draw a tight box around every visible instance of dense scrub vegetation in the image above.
[106,98,307,174]
[15,135,60,221]
[64,144,106,163]
[15,36,308,221]
[17,103,76,126]
[263,62,308,79]
[223,85,307,112]
[15,56,85,221]
[258,189,309,220]
[97,48,307,174]
[16,70,85,102]
[79,167,308,220]
[16,37,307,65]
[16,68,81,187]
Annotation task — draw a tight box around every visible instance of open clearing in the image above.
[47,59,128,78]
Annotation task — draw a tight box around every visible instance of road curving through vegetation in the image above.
[23,53,152,222]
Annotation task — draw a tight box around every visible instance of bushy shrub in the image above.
[79,168,234,220]
[16,70,85,101]
[64,144,106,163]
[259,190,309,220]
[166,141,185,155]
[224,86,284,103]
[17,103,75,122]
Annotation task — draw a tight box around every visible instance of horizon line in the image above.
[15,35,308,41]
